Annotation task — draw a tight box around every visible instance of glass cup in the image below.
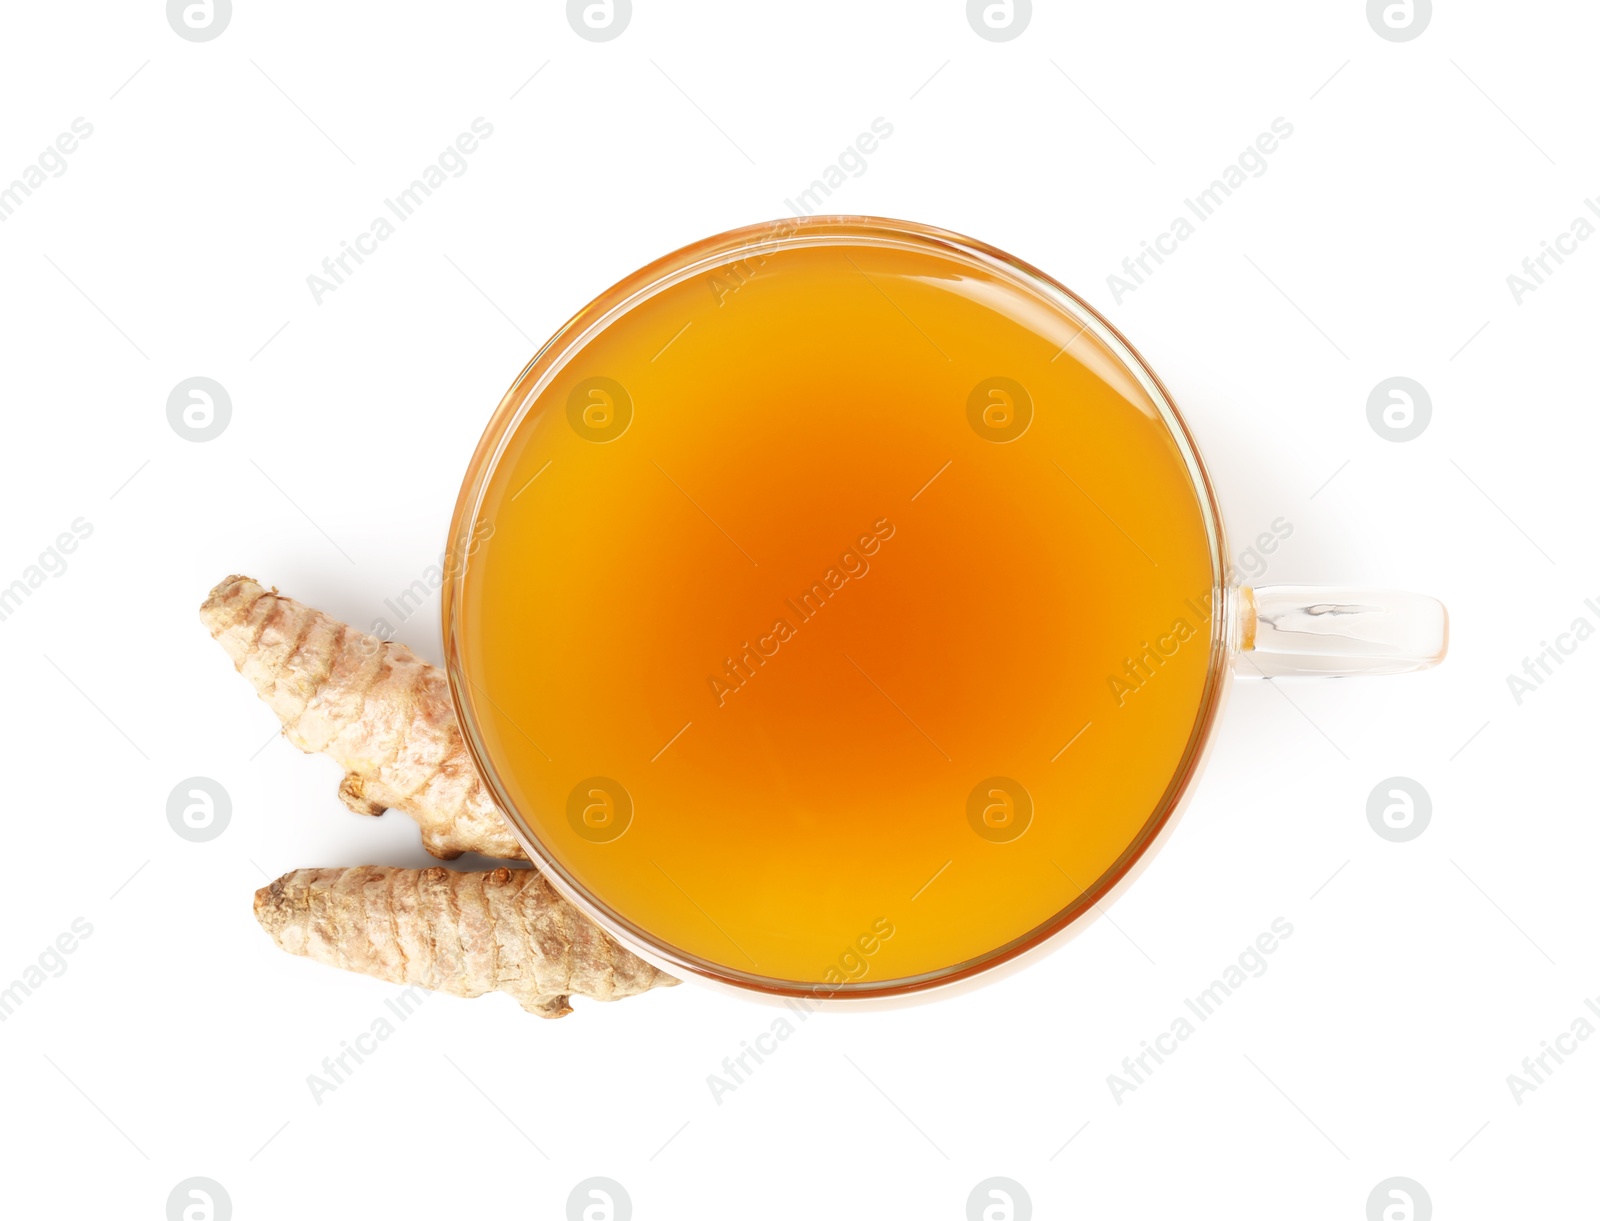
[443,216,1447,1006]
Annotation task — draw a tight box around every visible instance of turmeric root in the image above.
[255,865,677,1017]
[200,575,524,861]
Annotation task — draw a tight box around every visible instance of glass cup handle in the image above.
[1233,585,1448,677]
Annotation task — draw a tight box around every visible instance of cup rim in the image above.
[442,214,1233,1006]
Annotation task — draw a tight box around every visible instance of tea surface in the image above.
[457,233,1216,986]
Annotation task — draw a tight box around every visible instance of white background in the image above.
[1,2,1595,1217]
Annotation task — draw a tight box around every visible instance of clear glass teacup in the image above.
[443,217,1447,1006]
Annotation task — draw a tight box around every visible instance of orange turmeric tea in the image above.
[454,223,1219,988]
